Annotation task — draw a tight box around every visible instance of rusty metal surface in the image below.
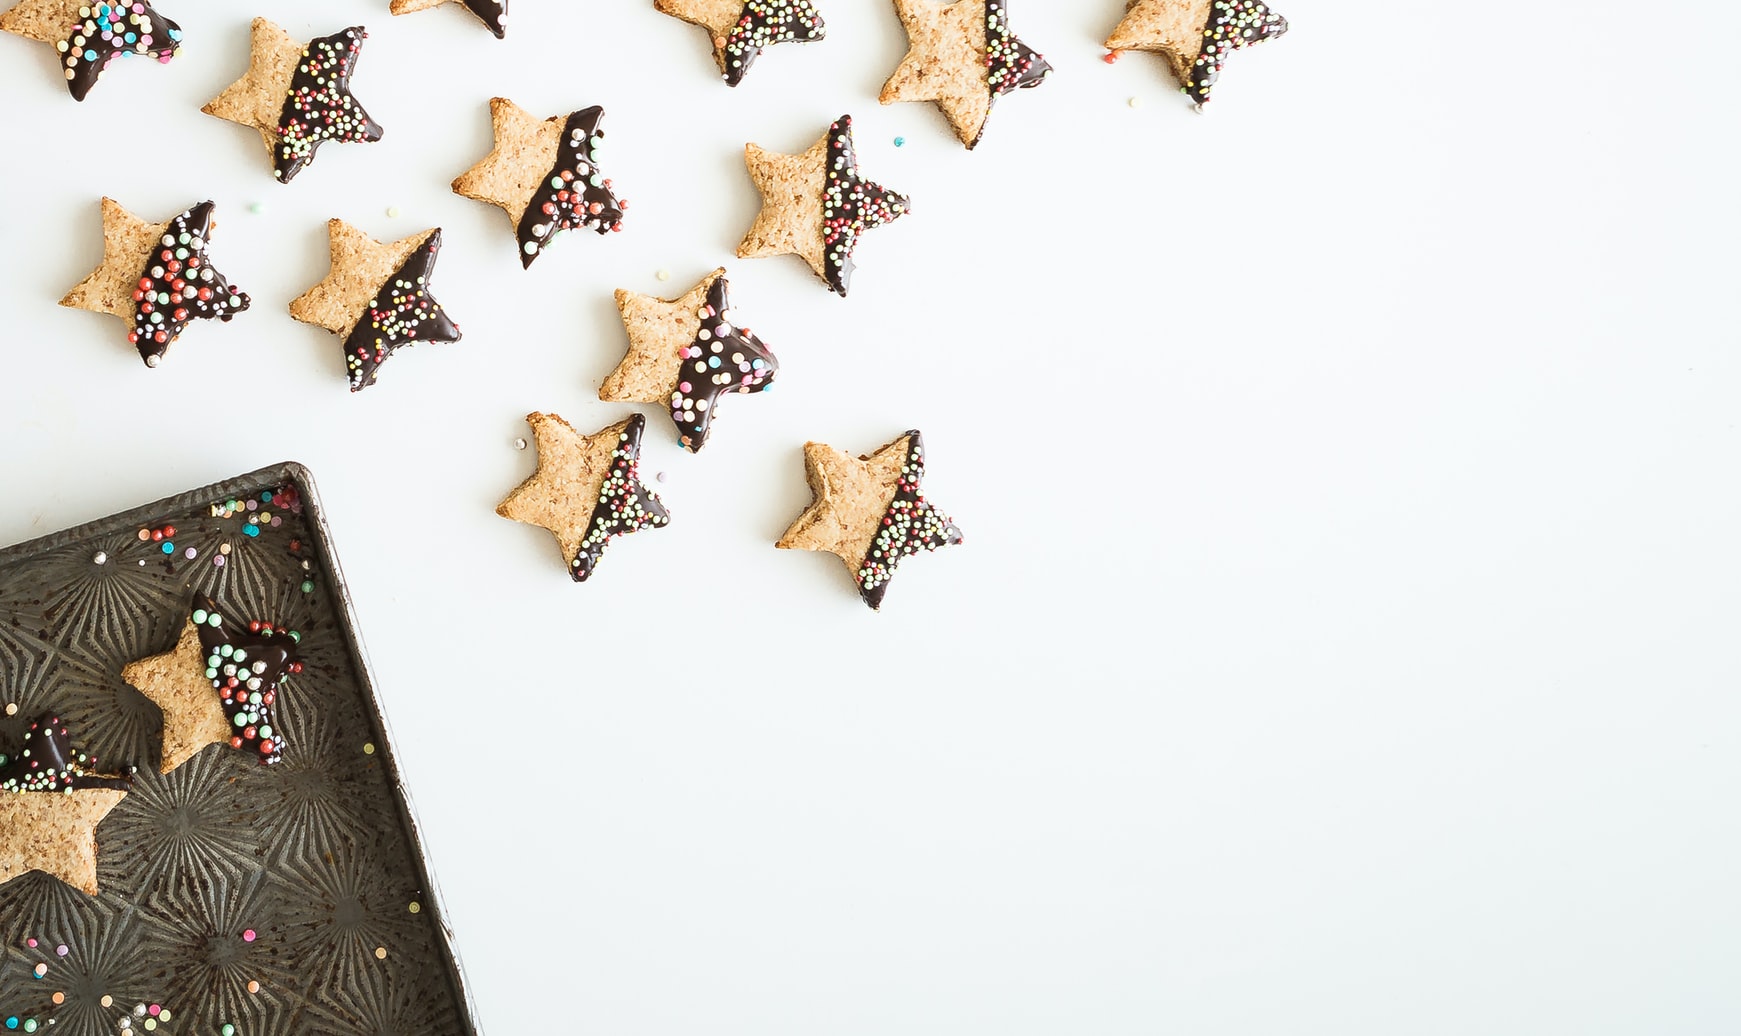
[0,463,477,1036]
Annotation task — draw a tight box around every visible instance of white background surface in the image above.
[3,1,1739,1032]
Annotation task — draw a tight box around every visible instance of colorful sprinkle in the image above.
[856,432,963,610]
[1186,1,1288,105]
[669,276,777,451]
[570,414,669,581]
[343,232,460,390]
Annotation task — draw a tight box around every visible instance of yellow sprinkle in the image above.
[101,996,113,1008]
[408,902,421,914]
[363,743,375,755]
[374,946,388,960]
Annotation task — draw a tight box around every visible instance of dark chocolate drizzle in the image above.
[1188,0,1288,105]
[341,230,461,391]
[721,0,825,87]
[462,0,507,38]
[670,276,777,452]
[516,106,624,269]
[856,431,963,610]
[274,27,384,184]
[129,201,251,367]
[820,115,909,297]
[571,414,669,582]
[59,1,181,102]
[188,594,299,766]
[0,715,131,793]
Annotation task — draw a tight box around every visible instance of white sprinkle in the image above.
[514,437,528,450]
[656,269,670,282]
[386,205,402,218]
[93,551,107,565]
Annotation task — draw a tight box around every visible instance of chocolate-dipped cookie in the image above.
[738,115,909,296]
[880,0,1051,149]
[60,198,251,367]
[202,19,383,183]
[777,430,963,609]
[1106,0,1287,107]
[288,219,462,391]
[0,0,182,100]
[451,97,626,268]
[655,0,824,86]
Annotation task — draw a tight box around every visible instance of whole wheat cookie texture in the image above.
[0,0,182,100]
[739,115,909,297]
[60,198,251,367]
[880,0,1050,149]
[202,19,383,183]
[605,268,779,452]
[289,219,462,392]
[0,714,132,895]
[778,430,963,610]
[498,413,670,582]
[1106,0,1287,106]
[122,595,303,772]
[656,0,824,86]
[390,0,506,38]
[452,97,626,269]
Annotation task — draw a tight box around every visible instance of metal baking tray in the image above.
[0,463,478,1036]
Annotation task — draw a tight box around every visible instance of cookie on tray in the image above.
[121,595,302,771]
[289,219,462,392]
[0,0,182,100]
[497,413,670,582]
[203,19,383,183]
[655,0,824,86]
[451,97,626,268]
[61,198,251,367]
[0,715,131,895]
[879,0,1051,149]
[777,430,962,609]
[603,268,778,452]
[1105,0,1287,107]
[738,114,909,296]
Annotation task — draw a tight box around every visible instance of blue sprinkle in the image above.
[161,542,174,555]
[84,49,96,60]
[243,525,261,538]
[894,136,906,147]
[124,31,135,42]
[7,1017,18,1029]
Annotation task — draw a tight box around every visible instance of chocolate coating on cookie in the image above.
[821,115,908,297]
[275,26,383,183]
[188,595,301,766]
[341,230,461,391]
[517,106,624,267]
[130,201,251,367]
[671,277,777,451]
[0,716,130,793]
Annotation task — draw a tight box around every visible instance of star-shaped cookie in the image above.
[777,430,963,610]
[451,97,626,269]
[121,597,301,771]
[0,714,131,895]
[738,114,909,296]
[202,19,383,183]
[497,413,670,582]
[1106,0,1287,106]
[60,198,251,367]
[289,219,462,391]
[0,0,182,100]
[390,0,506,38]
[655,0,824,86]
[879,0,1051,149]
[603,269,779,452]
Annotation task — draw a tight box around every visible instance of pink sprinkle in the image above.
[55,944,68,956]
[679,382,691,393]
[271,517,282,528]
[149,1004,161,1017]
[213,555,226,568]
[25,938,36,948]
[184,547,197,559]
[246,499,258,511]
[243,929,256,942]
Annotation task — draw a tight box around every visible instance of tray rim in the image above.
[1,460,484,1036]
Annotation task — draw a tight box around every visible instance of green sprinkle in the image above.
[192,608,208,624]
[301,580,314,594]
